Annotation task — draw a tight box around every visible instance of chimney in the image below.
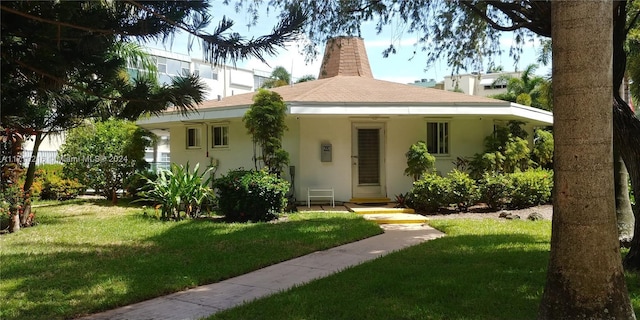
[318,37,373,79]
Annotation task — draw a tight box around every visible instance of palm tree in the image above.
[490,64,552,111]
[538,1,635,319]
[262,66,292,88]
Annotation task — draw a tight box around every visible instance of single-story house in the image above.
[137,37,553,203]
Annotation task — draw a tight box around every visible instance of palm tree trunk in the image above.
[539,1,635,319]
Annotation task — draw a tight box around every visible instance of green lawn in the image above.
[0,200,382,320]
[210,219,640,320]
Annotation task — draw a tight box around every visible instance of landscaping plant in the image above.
[408,174,450,213]
[214,169,289,222]
[478,172,511,211]
[138,162,214,220]
[404,141,436,181]
[508,169,553,209]
[60,119,152,204]
[243,89,289,175]
[446,170,479,212]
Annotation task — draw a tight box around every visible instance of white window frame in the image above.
[156,57,167,74]
[159,152,170,163]
[426,121,450,156]
[186,127,201,149]
[211,125,229,148]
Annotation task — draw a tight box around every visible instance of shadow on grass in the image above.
[0,216,381,320]
[211,231,550,320]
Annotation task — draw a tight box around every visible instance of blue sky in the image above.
[144,4,549,84]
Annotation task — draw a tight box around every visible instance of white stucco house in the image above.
[137,37,553,204]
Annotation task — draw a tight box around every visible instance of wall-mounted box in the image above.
[321,143,332,162]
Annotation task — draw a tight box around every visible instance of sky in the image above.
[144,3,549,84]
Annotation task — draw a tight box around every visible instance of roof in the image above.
[318,37,373,79]
[194,76,507,110]
[137,36,552,127]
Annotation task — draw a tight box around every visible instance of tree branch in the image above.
[0,5,115,35]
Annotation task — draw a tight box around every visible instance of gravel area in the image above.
[423,204,553,221]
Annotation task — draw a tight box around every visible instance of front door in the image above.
[351,123,385,199]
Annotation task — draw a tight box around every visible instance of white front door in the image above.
[351,123,386,199]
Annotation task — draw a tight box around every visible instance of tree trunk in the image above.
[611,0,640,270]
[111,189,118,205]
[615,148,635,243]
[538,1,635,319]
[21,131,43,225]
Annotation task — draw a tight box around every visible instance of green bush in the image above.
[508,169,553,209]
[408,174,450,213]
[37,164,83,200]
[479,172,511,211]
[404,141,436,181]
[138,162,214,220]
[214,169,289,222]
[447,170,479,212]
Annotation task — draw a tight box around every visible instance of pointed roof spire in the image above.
[318,37,373,79]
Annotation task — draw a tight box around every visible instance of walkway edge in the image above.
[78,225,445,320]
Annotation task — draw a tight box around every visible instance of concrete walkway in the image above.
[79,224,445,320]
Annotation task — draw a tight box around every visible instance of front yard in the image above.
[208,219,640,320]
[0,200,382,320]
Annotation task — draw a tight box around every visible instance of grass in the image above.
[0,200,382,320]
[209,219,640,320]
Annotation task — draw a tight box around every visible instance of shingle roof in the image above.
[195,75,508,110]
[318,37,373,79]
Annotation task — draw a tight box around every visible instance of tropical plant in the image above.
[404,141,436,181]
[296,74,317,83]
[469,121,531,179]
[262,66,292,88]
[243,89,290,174]
[138,162,214,220]
[489,64,551,111]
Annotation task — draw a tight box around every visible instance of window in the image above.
[212,126,229,148]
[186,127,201,148]
[159,152,170,163]
[197,63,218,80]
[155,57,167,73]
[426,122,449,155]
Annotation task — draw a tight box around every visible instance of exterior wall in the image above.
[444,72,521,97]
[167,115,541,203]
[297,117,353,202]
[168,118,300,185]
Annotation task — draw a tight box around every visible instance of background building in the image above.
[22,48,271,170]
[443,71,521,96]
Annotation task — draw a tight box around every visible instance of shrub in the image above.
[408,174,450,213]
[447,170,479,212]
[214,169,289,222]
[37,164,83,200]
[404,141,436,181]
[508,169,553,209]
[479,172,511,211]
[41,176,83,201]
